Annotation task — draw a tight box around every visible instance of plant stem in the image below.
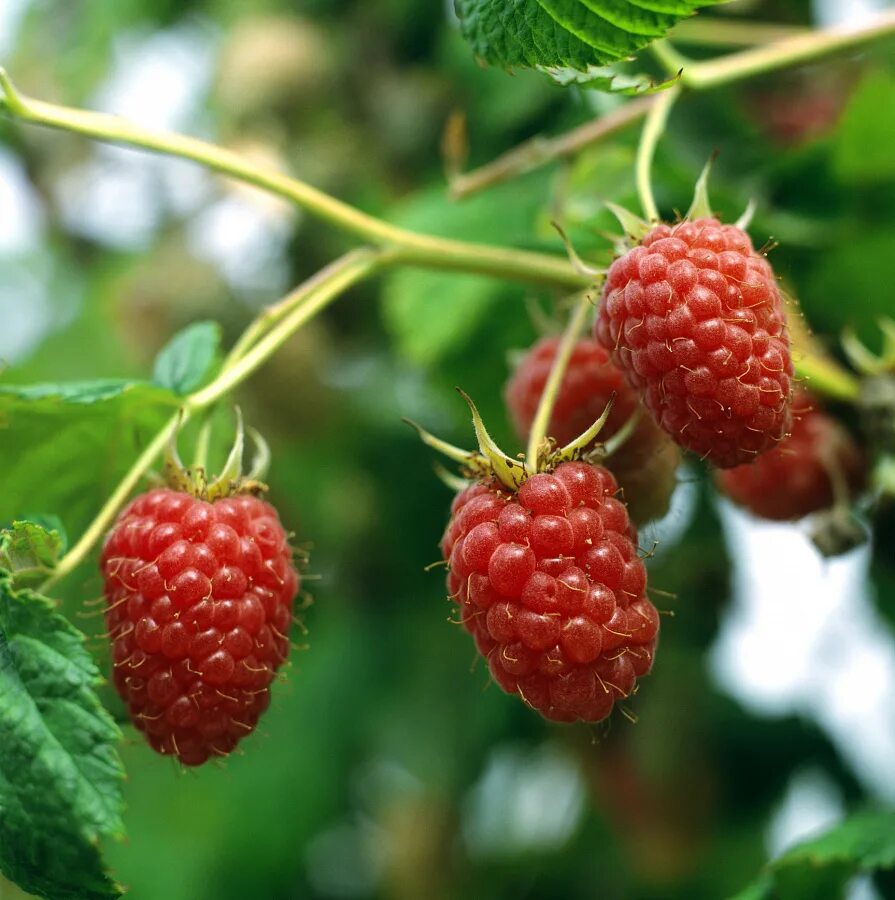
[671,18,809,48]
[662,10,895,89]
[187,249,383,409]
[41,249,384,590]
[449,96,655,199]
[0,69,582,291]
[525,293,593,469]
[635,85,681,222]
[222,249,377,366]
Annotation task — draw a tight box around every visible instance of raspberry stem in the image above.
[0,69,584,292]
[525,293,594,469]
[635,84,681,222]
[42,249,383,590]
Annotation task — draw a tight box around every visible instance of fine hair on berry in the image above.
[101,488,300,766]
[595,217,794,468]
[441,461,658,723]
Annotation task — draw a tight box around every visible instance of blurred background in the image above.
[2,0,895,897]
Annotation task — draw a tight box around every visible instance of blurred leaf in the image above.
[382,175,552,364]
[151,321,222,395]
[806,228,895,340]
[0,524,124,900]
[833,70,895,185]
[0,520,64,588]
[735,810,895,900]
[0,381,177,539]
[454,0,724,75]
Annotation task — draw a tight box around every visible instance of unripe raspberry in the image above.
[441,461,658,723]
[505,336,681,523]
[716,393,865,521]
[100,488,299,766]
[595,218,794,468]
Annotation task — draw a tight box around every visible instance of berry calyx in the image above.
[505,336,681,523]
[594,216,794,468]
[100,416,301,766]
[715,391,865,522]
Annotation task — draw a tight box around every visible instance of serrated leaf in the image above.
[455,0,727,77]
[151,321,222,395]
[734,810,895,900]
[540,63,678,94]
[0,520,64,588]
[0,526,124,899]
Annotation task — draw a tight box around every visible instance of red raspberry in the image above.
[716,393,865,521]
[594,217,794,468]
[440,461,659,723]
[100,488,300,766]
[505,336,681,523]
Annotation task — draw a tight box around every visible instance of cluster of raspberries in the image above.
[103,215,865,763]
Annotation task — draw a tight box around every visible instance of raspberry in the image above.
[100,488,299,766]
[716,393,865,521]
[440,461,659,723]
[505,336,681,523]
[594,217,794,468]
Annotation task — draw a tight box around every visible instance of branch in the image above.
[449,96,655,200]
[666,9,895,90]
[0,68,584,291]
[42,249,385,589]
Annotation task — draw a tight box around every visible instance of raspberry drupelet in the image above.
[595,217,794,468]
[441,462,658,723]
[101,487,299,767]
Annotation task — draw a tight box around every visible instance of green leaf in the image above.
[0,524,125,900]
[0,520,64,589]
[833,69,895,185]
[454,0,726,75]
[151,321,222,395]
[382,175,552,364]
[734,810,895,900]
[540,64,679,94]
[0,381,178,542]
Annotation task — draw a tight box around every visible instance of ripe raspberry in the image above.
[441,461,659,723]
[505,336,680,523]
[595,217,794,468]
[100,488,299,766]
[716,393,865,521]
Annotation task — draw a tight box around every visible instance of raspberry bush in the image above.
[2,4,895,900]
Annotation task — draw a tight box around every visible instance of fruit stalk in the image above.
[525,293,594,469]
[635,84,681,222]
[41,249,382,591]
[0,68,584,291]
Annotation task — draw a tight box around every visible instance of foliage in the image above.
[1,1,894,899]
